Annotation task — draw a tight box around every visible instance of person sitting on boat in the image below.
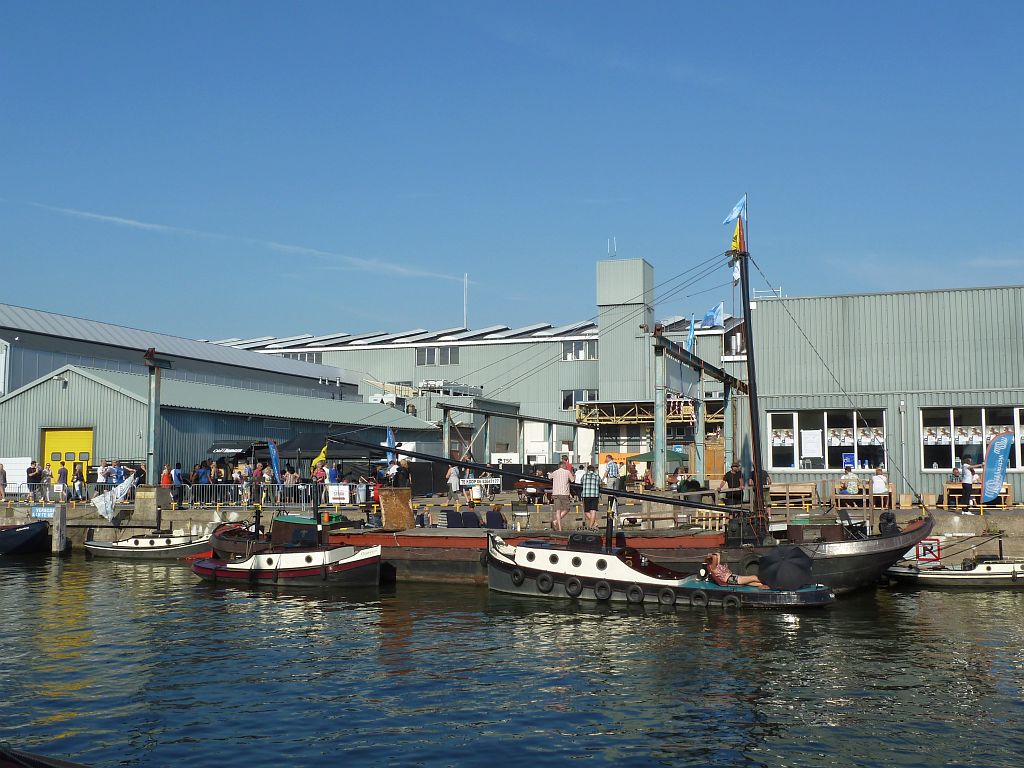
[704,552,769,589]
[838,466,860,494]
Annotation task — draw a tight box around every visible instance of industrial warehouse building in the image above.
[229,260,1023,505]
[0,303,439,480]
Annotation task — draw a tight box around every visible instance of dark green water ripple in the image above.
[3,555,1024,767]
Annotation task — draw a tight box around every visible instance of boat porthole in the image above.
[526,551,536,562]
[571,556,582,567]
[690,590,708,608]
[565,577,583,597]
[985,565,992,572]
[266,558,274,566]
[658,588,676,606]
[510,568,526,586]
[148,540,155,546]
[594,580,612,601]
[596,559,607,571]
[549,554,559,565]
[723,595,742,610]
[305,555,313,563]
[536,572,554,593]
[626,584,645,604]
[133,540,140,546]
[165,539,172,546]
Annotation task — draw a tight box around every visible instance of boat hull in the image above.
[192,544,381,588]
[84,532,212,560]
[486,535,834,609]
[887,559,1024,588]
[0,521,50,556]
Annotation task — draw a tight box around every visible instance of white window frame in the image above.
[767,409,887,471]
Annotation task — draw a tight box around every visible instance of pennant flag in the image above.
[685,314,696,353]
[386,427,397,464]
[982,431,1014,503]
[731,258,741,285]
[702,302,724,328]
[311,441,329,468]
[268,439,282,484]
[722,194,747,225]
[731,217,746,253]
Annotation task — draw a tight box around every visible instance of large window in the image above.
[561,340,598,361]
[921,406,1020,470]
[416,346,460,366]
[562,389,599,410]
[768,409,886,470]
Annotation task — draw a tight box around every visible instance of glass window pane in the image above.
[562,341,571,361]
[797,411,825,469]
[450,347,459,365]
[855,410,886,468]
[79,452,90,462]
[416,348,425,365]
[984,408,1017,468]
[65,452,75,461]
[426,348,436,365]
[50,452,61,461]
[561,390,574,410]
[768,413,795,469]
[953,407,984,465]
[825,410,854,469]
[922,408,952,469]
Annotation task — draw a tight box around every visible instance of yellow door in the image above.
[42,428,94,487]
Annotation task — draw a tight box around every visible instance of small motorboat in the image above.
[211,511,362,559]
[887,554,1024,588]
[192,543,381,588]
[487,532,834,609]
[84,527,213,560]
[0,520,50,556]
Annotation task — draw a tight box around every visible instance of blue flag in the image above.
[982,431,1014,503]
[702,302,724,329]
[386,427,397,464]
[268,439,282,485]
[723,194,747,225]
[685,313,696,353]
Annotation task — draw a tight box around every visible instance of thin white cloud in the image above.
[26,201,464,283]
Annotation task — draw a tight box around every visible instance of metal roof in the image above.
[0,302,361,384]
[484,323,552,339]
[438,325,510,341]
[270,331,353,349]
[28,366,438,430]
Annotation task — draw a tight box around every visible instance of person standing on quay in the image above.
[601,454,621,513]
[446,464,460,503]
[548,457,574,532]
[961,460,976,512]
[0,463,7,502]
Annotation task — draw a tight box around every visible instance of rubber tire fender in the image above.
[510,567,526,587]
[626,584,645,604]
[536,572,554,594]
[658,587,676,606]
[722,594,742,610]
[740,554,760,577]
[593,580,613,601]
[690,589,709,608]
[565,576,584,598]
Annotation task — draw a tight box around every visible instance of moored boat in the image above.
[0,520,50,556]
[887,537,1024,587]
[192,543,381,588]
[487,532,834,609]
[211,510,362,560]
[84,528,212,559]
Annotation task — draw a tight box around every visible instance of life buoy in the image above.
[690,590,708,608]
[565,576,583,598]
[658,587,676,606]
[626,584,645,604]
[536,572,554,593]
[510,567,525,586]
[722,594,742,610]
[594,580,612,601]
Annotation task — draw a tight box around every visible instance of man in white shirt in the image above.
[870,467,889,508]
[961,460,976,512]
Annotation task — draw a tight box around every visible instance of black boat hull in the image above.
[0,520,50,556]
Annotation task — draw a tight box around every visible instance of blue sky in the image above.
[2,2,1021,340]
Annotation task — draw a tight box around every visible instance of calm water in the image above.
[2,555,1024,768]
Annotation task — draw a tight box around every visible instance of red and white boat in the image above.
[192,544,381,588]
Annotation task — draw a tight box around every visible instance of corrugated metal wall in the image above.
[0,369,146,461]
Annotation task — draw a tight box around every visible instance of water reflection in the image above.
[4,556,1024,767]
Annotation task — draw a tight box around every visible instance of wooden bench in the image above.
[832,482,895,509]
[942,482,1013,508]
[767,483,819,509]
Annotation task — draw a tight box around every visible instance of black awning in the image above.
[207,440,266,456]
[277,433,386,460]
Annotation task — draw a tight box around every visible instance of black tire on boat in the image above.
[594,580,612,601]
[536,572,554,593]
[565,576,584,598]
[690,590,708,608]
[626,584,645,604]
[658,587,676,606]
[510,568,526,586]
[740,555,760,576]
[722,594,742,610]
